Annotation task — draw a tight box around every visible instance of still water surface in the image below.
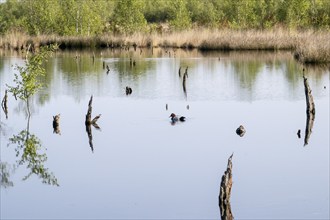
[0,49,329,219]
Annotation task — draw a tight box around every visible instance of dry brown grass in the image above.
[1,28,329,63]
[294,32,330,63]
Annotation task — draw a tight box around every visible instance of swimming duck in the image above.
[169,113,186,122]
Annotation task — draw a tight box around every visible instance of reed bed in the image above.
[294,33,330,64]
[1,28,329,63]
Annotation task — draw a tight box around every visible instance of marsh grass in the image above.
[1,28,329,63]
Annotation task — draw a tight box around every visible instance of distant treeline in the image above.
[0,0,329,36]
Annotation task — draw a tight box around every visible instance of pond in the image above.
[1,48,329,219]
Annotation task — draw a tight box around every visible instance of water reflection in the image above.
[303,76,316,146]
[1,90,8,119]
[304,111,315,146]
[52,114,61,135]
[3,49,324,106]
[0,162,14,188]
[7,116,59,186]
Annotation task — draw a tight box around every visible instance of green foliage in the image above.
[144,0,172,23]
[187,0,219,27]
[168,0,191,30]
[0,0,26,34]
[8,129,59,186]
[112,0,147,34]
[7,45,56,102]
[0,0,330,35]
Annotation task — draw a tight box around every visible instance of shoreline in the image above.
[0,29,329,64]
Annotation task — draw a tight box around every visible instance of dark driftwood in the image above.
[52,114,61,135]
[303,76,315,146]
[219,154,234,220]
[303,76,315,115]
[1,90,8,119]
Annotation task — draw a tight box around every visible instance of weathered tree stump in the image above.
[52,114,61,135]
[303,76,315,146]
[303,76,315,115]
[85,95,101,126]
[219,153,234,220]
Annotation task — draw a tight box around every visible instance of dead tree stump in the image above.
[219,153,234,220]
[303,76,315,115]
[85,96,101,152]
[85,95,101,126]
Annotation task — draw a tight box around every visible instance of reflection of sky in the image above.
[0,51,329,219]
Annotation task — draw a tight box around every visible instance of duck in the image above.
[169,113,186,122]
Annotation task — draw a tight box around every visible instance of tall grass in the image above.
[1,28,329,63]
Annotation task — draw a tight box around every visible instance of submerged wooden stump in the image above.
[85,96,101,152]
[85,95,101,126]
[303,76,315,146]
[219,153,234,220]
[303,76,315,115]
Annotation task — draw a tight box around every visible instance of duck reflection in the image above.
[7,116,59,186]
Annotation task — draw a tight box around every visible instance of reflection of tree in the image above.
[303,76,316,146]
[114,57,155,80]
[232,60,262,95]
[0,162,14,188]
[8,116,59,186]
[304,110,315,146]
